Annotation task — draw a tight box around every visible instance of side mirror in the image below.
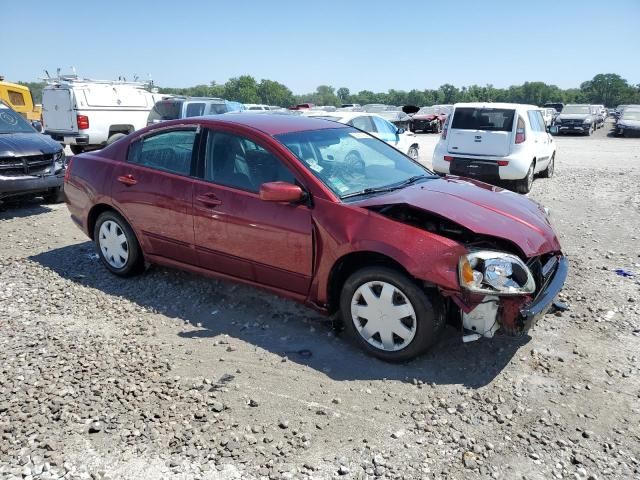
[259,181,305,203]
[397,128,405,135]
[31,120,43,133]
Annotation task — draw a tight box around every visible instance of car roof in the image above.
[197,113,348,135]
[453,102,539,110]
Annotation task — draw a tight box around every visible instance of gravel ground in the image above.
[1,120,639,479]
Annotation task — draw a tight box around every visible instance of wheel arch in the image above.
[87,203,134,241]
[326,251,415,315]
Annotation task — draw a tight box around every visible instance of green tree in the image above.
[17,81,46,104]
[336,87,350,103]
[580,73,633,107]
[223,75,260,103]
[257,79,294,107]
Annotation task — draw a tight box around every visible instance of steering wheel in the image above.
[344,150,366,176]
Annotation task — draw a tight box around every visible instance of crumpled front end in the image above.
[443,252,568,341]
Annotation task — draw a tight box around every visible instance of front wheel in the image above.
[43,186,65,203]
[340,267,444,362]
[586,124,594,136]
[94,211,144,276]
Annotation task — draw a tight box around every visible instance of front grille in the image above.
[0,153,54,177]
[560,119,584,126]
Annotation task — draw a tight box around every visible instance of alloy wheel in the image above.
[527,164,534,190]
[408,147,419,161]
[350,281,417,352]
[98,220,129,269]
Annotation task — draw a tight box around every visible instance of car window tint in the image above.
[451,108,515,131]
[208,103,228,114]
[349,116,374,132]
[148,101,183,123]
[128,129,196,176]
[204,130,295,193]
[185,103,206,117]
[527,110,544,132]
[536,111,547,130]
[372,116,397,135]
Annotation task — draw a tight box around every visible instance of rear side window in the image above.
[349,116,375,132]
[128,129,197,176]
[8,90,26,106]
[148,101,183,123]
[185,102,206,117]
[527,110,544,132]
[451,108,515,131]
[208,103,229,115]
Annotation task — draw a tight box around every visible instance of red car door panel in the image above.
[111,128,198,265]
[193,130,313,294]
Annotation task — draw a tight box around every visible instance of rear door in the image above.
[111,127,199,265]
[527,110,553,171]
[42,88,75,132]
[447,107,515,157]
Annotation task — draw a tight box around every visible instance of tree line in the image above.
[18,73,640,108]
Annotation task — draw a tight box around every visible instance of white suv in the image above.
[432,103,556,193]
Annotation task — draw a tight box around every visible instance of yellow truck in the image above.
[0,76,42,121]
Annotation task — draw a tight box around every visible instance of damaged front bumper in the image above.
[447,255,568,341]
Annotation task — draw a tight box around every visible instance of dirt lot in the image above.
[1,121,639,480]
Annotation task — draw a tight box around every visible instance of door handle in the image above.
[117,174,138,186]
[196,193,222,207]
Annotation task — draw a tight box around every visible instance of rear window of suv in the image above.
[451,108,515,132]
[148,101,184,123]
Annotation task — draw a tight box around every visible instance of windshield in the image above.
[275,127,433,199]
[0,104,35,134]
[563,105,590,114]
[623,110,640,121]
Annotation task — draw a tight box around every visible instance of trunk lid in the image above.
[447,107,515,157]
[42,88,75,132]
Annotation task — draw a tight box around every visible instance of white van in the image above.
[432,103,556,194]
[42,77,163,154]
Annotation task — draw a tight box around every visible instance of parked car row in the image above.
[553,104,606,135]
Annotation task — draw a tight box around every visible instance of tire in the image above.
[340,266,444,362]
[434,121,442,134]
[407,146,419,161]
[70,145,84,155]
[107,133,127,145]
[515,162,535,194]
[585,123,594,136]
[43,186,65,203]
[540,153,555,178]
[93,211,144,277]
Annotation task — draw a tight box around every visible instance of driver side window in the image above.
[204,130,296,192]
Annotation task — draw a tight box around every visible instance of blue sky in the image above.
[3,0,639,93]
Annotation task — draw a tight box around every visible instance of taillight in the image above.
[443,156,454,162]
[77,114,90,130]
[497,160,509,166]
[64,156,74,182]
[515,116,526,144]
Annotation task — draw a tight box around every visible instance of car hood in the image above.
[556,114,591,121]
[619,119,640,127]
[355,177,561,258]
[0,133,62,157]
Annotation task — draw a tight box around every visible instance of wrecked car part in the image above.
[459,250,535,295]
[461,296,500,342]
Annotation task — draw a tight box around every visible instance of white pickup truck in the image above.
[42,77,164,154]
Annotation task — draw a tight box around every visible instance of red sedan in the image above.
[64,114,567,362]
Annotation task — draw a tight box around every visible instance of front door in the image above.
[192,129,313,294]
[111,127,199,265]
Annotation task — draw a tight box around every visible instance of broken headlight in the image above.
[53,150,67,171]
[459,250,535,295]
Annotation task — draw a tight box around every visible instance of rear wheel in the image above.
[43,186,65,203]
[340,267,444,362]
[434,121,442,134]
[540,153,555,178]
[70,145,84,155]
[515,162,535,194]
[94,211,144,277]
